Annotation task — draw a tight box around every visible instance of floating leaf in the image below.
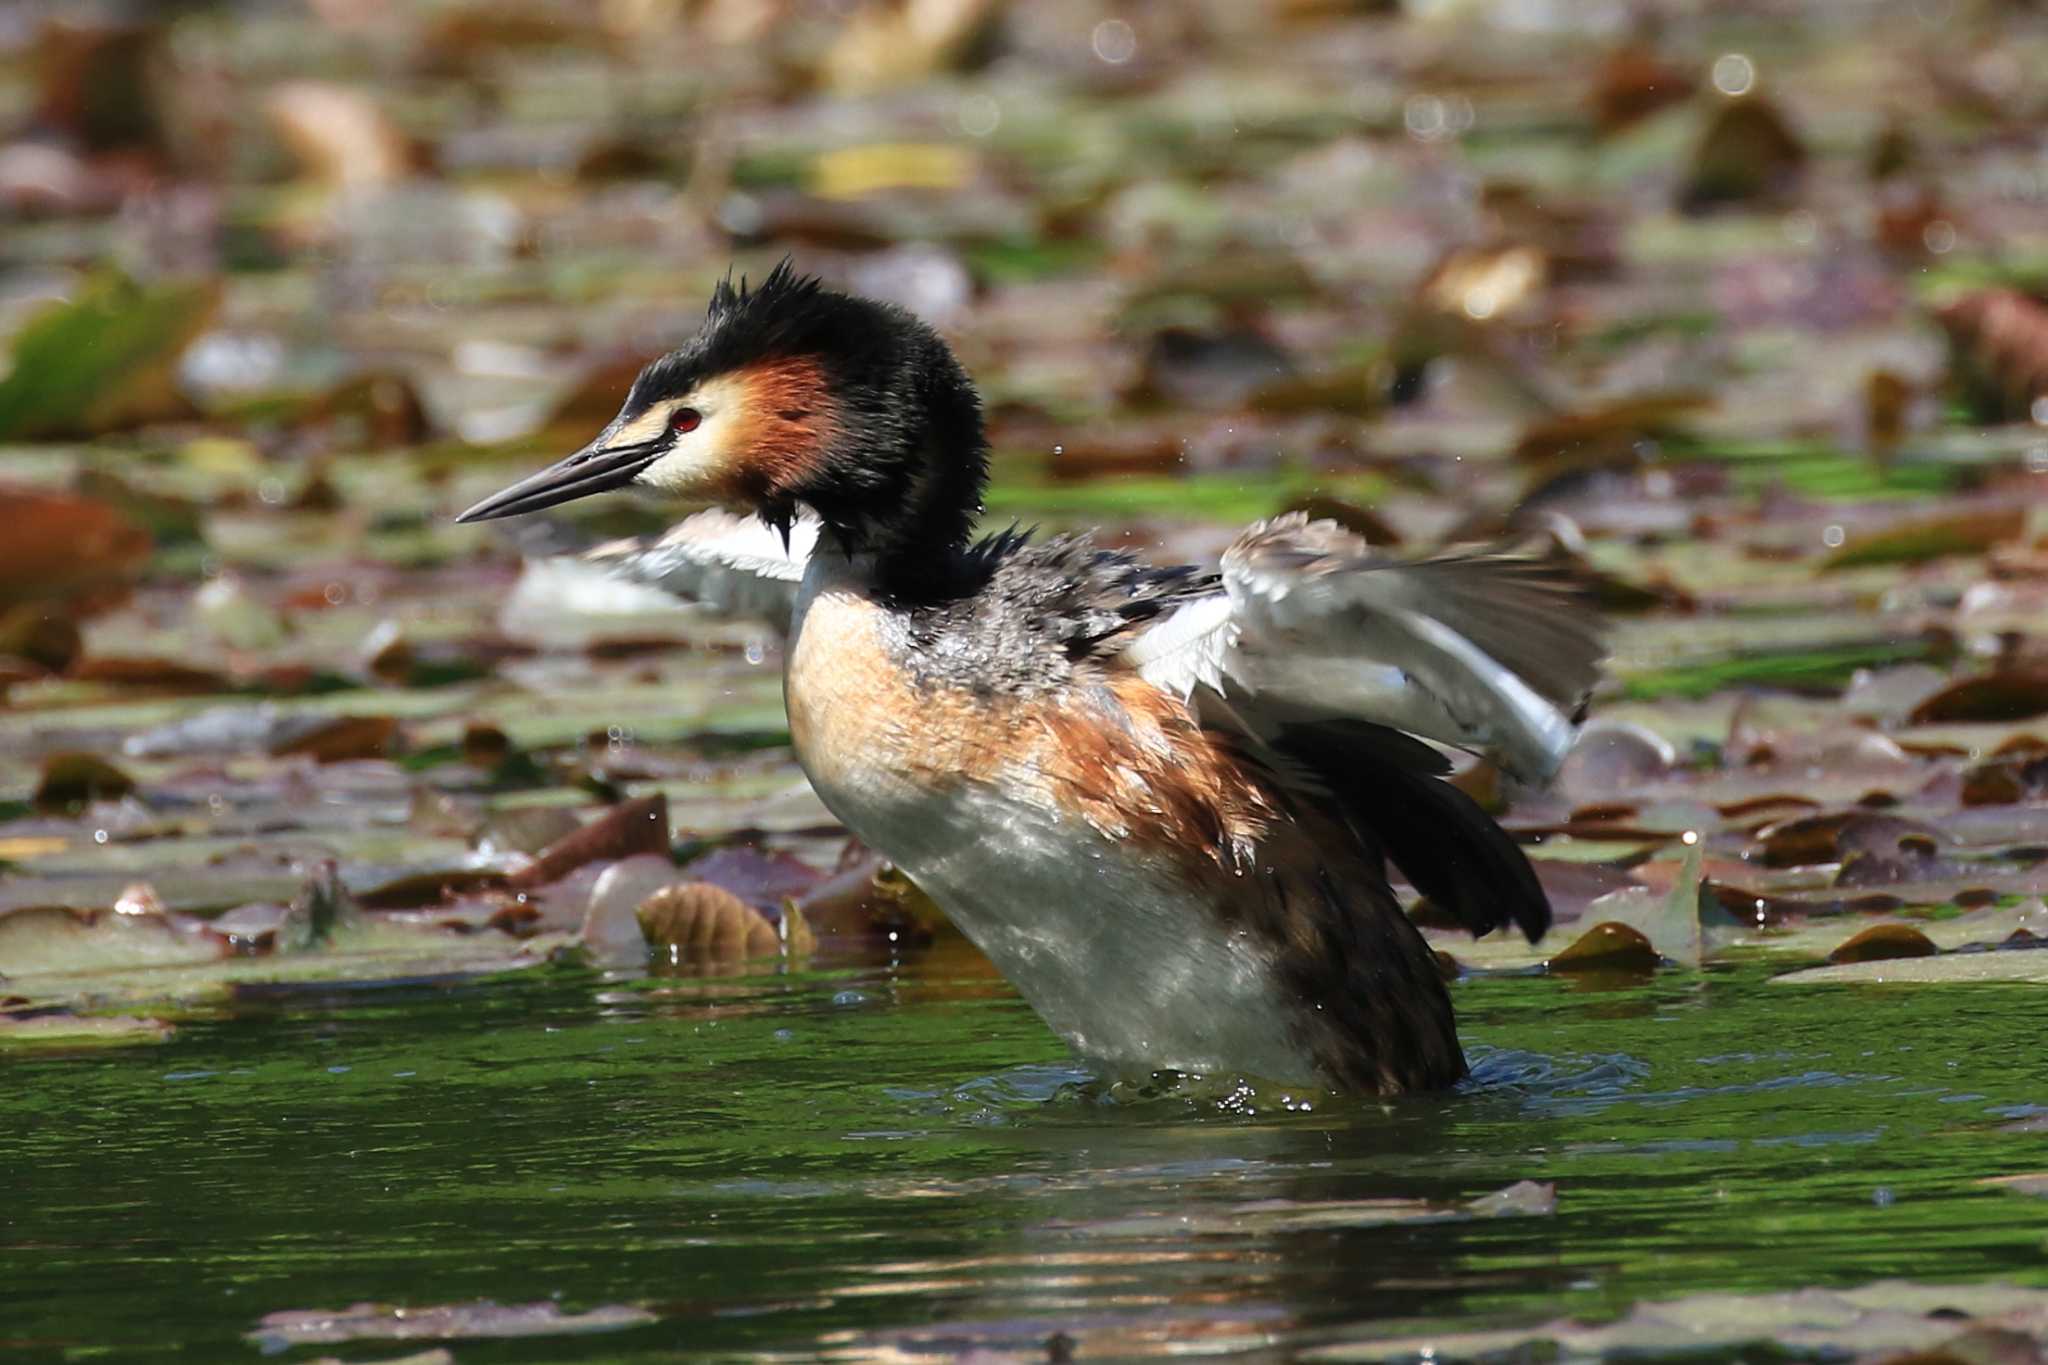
[810,142,976,199]
[1548,920,1659,973]
[1772,949,2048,986]
[1308,1281,2048,1361]
[69,656,232,692]
[510,795,671,890]
[1680,96,1806,211]
[0,906,229,976]
[817,0,1001,96]
[269,714,399,763]
[1590,45,1697,133]
[1827,923,1938,964]
[33,752,136,813]
[265,81,426,187]
[1938,288,2048,422]
[1418,244,1549,324]
[577,855,677,963]
[1909,671,2048,725]
[0,487,151,611]
[1820,506,2024,570]
[0,1013,174,1049]
[636,882,788,962]
[0,272,218,439]
[247,1300,654,1352]
[0,604,81,671]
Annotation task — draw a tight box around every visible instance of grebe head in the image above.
[456,261,988,560]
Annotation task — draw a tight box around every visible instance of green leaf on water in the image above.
[1618,638,1947,702]
[0,272,218,440]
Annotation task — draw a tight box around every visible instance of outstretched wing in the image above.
[581,508,819,626]
[1124,512,1604,786]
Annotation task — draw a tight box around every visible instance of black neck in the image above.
[795,344,990,595]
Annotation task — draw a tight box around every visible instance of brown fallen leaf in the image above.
[69,656,232,692]
[1680,95,1806,211]
[1820,506,2024,570]
[0,488,151,612]
[1828,923,1938,965]
[636,882,810,961]
[1756,810,1869,868]
[1512,392,1710,465]
[1937,288,2048,422]
[0,604,81,671]
[34,752,137,813]
[265,81,426,187]
[1862,369,1912,457]
[270,715,400,764]
[1548,921,1659,973]
[1909,671,2048,725]
[1589,44,1696,133]
[33,15,175,157]
[510,794,671,889]
[1960,752,2048,807]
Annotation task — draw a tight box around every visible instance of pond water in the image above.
[8,957,2045,1360]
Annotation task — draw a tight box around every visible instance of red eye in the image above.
[670,406,702,434]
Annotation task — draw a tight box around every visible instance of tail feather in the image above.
[1274,721,1550,944]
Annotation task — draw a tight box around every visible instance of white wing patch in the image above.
[1123,513,1604,785]
[1124,594,1236,698]
[580,508,818,627]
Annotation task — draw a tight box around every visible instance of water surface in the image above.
[8,957,2045,1359]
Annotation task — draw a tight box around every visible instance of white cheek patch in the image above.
[629,373,751,494]
[610,405,674,449]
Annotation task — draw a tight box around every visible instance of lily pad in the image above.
[0,272,217,439]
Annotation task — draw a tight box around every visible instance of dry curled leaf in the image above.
[1938,288,2048,421]
[636,882,807,961]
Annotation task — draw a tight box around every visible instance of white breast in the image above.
[784,558,1315,1085]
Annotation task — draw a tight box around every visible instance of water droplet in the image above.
[957,93,1000,138]
[1712,53,1755,96]
[1091,18,1136,64]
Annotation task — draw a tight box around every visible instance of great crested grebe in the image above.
[459,263,1604,1094]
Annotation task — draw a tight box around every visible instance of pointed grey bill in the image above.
[455,428,662,523]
